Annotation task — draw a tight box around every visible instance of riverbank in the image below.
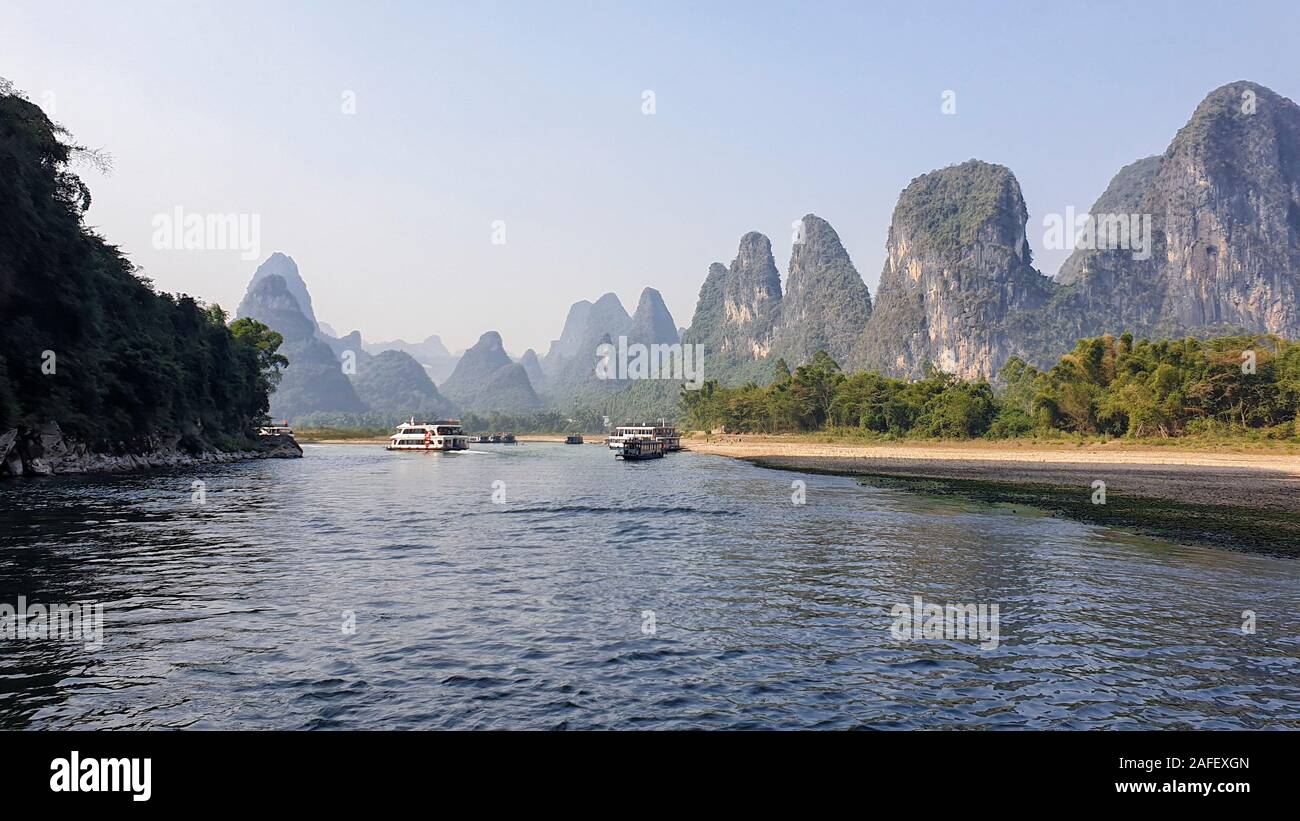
[688,435,1300,555]
[0,423,302,477]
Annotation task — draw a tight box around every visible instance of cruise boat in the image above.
[605,422,681,452]
[386,418,469,451]
[617,438,664,460]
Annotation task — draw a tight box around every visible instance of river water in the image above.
[0,442,1296,729]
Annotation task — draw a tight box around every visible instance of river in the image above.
[1,442,1296,729]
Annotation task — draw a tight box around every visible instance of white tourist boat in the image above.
[386,418,469,451]
[605,422,681,453]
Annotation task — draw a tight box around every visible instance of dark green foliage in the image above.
[683,335,1299,440]
[0,83,282,448]
[889,160,1029,259]
[1032,334,1300,437]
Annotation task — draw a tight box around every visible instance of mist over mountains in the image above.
[238,80,1300,423]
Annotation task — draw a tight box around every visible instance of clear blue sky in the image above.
[7,0,1299,353]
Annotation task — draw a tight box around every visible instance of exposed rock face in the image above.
[852,160,1054,379]
[1055,155,1161,286]
[682,235,784,385]
[773,214,872,366]
[626,287,681,346]
[678,82,1300,384]
[440,331,541,413]
[245,252,318,328]
[236,274,367,418]
[0,421,299,478]
[1066,82,1300,340]
[721,232,783,360]
[351,349,457,416]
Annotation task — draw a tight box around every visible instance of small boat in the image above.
[564,434,583,444]
[474,434,493,444]
[386,418,469,451]
[489,434,503,444]
[501,433,517,444]
[617,438,664,460]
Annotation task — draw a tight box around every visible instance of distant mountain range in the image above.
[235,256,455,420]
[240,80,1300,421]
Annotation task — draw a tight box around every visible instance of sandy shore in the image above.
[688,437,1300,513]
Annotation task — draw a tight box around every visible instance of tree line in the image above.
[681,335,1300,440]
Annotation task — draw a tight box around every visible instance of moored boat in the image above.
[564,434,583,444]
[617,438,664,460]
[606,421,681,452]
[386,418,469,451]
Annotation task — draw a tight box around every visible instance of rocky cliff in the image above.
[773,214,872,366]
[679,83,1300,384]
[1066,81,1300,340]
[851,161,1054,379]
[682,234,783,384]
[1055,155,1161,287]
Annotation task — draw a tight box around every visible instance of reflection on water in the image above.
[1,443,1296,729]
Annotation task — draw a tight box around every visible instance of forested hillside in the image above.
[0,80,284,454]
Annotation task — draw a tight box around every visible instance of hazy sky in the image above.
[7,0,1300,353]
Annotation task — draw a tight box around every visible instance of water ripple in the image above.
[0,442,1297,729]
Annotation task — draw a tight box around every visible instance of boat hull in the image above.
[385,441,468,452]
